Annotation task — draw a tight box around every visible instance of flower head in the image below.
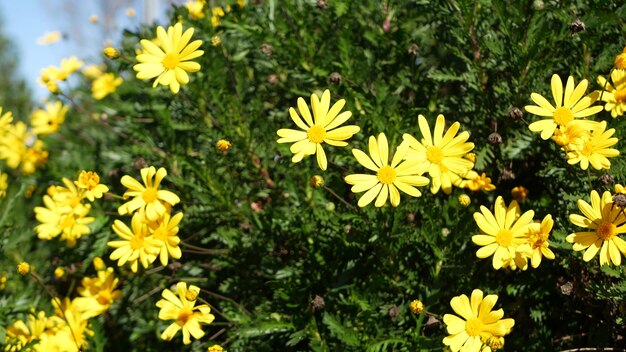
[511,186,528,202]
[185,0,206,19]
[472,196,535,270]
[37,31,62,45]
[442,289,514,352]
[216,139,232,152]
[403,114,475,194]
[344,133,429,207]
[208,345,224,352]
[567,190,626,266]
[596,69,626,117]
[615,46,626,70]
[565,120,619,170]
[92,73,123,100]
[74,261,122,318]
[118,166,180,221]
[107,213,162,272]
[103,47,120,59]
[525,74,602,140]
[148,211,183,266]
[75,170,109,201]
[525,214,555,268]
[17,262,30,276]
[30,101,68,135]
[409,299,424,314]
[277,90,359,170]
[458,194,471,207]
[156,282,215,345]
[134,22,204,94]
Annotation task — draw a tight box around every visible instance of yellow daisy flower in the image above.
[34,195,94,247]
[74,262,122,318]
[525,74,602,140]
[277,89,360,170]
[460,171,496,192]
[565,120,619,170]
[185,0,206,19]
[442,289,514,352]
[596,69,626,117]
[403,114,475,195]
[567,190,626,266]
[30,101,68,135]
[92,73,123,100]
[133,22,204,94]
[156,282,215,345]
[615,46,626,70]
[0,172,7,199]
[524,214,555,268]
[118,166,181,221]
[107,213,162,272]
[344,133,429,207]
[75,170,109,202]
[472,196,535,270]
[148,211,184,266]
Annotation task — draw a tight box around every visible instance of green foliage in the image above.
[2,0,626,351]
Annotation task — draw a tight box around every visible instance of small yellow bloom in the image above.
[108,213,162,272]
[511,186,528,202]
[216,139,232,152]
[17,262,30,276]
[464,153,476,163]
[36,31,62,45]
[156,282,215,345]
[92,73,123,100]
[463,172,496,192]
[208,344,224,352]
[211,35,222,47]
[75,170,109,201]
[525,214,555,268]
[0,272,6,290]
[0,172,7,199]
[615,46,626,70]
[126,7,136,17]
[565,120,619,170]
[409,299,424,314]
[54,267,65,279]
[185,0,206,19]
[89,14,98,23]
[310,175,324,188]
[93,257,106,271]
[458,194,470,207]
[82,64,105,79]
[103,47,120,59]
[30,101,68,135]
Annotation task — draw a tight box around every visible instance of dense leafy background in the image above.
[2,0,626,351]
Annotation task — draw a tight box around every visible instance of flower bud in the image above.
[103,47,120,59]
[488,132,503,145]
[17,262,30,276]
[409,299,424,314]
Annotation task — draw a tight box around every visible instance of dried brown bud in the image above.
[267,74,278,85]
[260,44,272,57]
[408,43,419,56]
[599,173,615,186]
[499,167,516,182]
[311,295,325,313]
[488,132,503,145]
[614,193,626,208]
[328,72,342,84]
[508,107,523,121]
[388,305,400,319]
[568,19,586,34]
[316,0,328,9]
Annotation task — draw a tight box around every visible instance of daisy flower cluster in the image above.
[0,106,52,175]
[4,258,122,351]
[472,196,555,270]
[38,56,83,93]
[277,90,493,208]
[525,74,619,170]
[107,166,183,272]
[34,170,109,247]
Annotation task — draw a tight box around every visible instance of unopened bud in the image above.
[103,47,120,59]
[316,0,328,9]
[311,295,325,312]
[458,194,471,207]
[17,262,30,276]
[310,175,324,188]
[409,299,424,314]
[216,139,232,152]
[185,289,199,301]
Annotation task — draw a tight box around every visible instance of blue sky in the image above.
[0,0,171,101]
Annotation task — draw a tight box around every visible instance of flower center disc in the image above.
[615,89,626,103]
[142,187,158,202]
[495,229,513,247]
[376,165,397,185]
[162,53,180,70]
[426,146,444,164]
[465,318,484,336]
[177,307,193,325]
[306,125,326,144]
[552,107,574,126]
[596,221,616,240]
[129,235,145,250]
